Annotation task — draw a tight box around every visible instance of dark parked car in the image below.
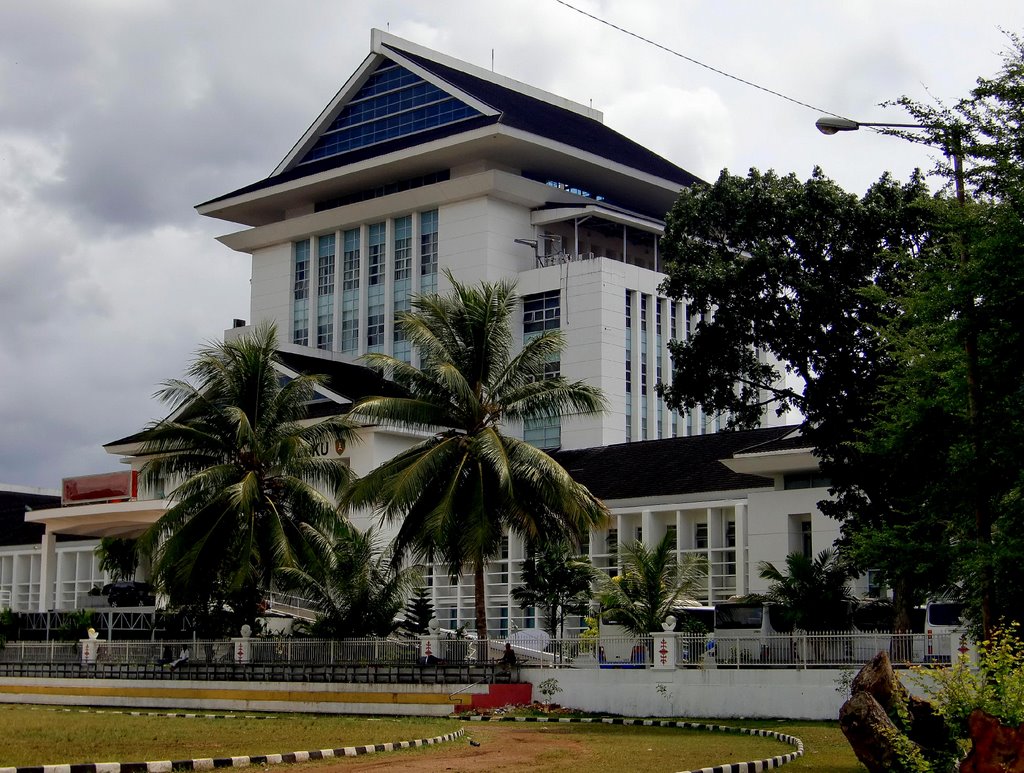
[102,581,156,607]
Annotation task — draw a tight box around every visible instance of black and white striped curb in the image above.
[0,729,464,773]
[467,715,804,772]
[23,707,275,720]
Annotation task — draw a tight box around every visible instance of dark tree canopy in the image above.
[659,34,1024,636]
[658,167,947,628]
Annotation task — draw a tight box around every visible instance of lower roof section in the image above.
[551,426,806,501]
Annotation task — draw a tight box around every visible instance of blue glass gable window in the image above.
[300,62,481,165]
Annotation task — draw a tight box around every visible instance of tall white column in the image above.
[38,529,57,613]
[734,503,748,597]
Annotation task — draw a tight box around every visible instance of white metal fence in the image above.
[0,631,962,669]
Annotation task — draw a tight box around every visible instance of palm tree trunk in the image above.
[474,561,488,647]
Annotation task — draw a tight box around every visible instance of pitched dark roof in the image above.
[394,47,700,188]
[201,43,700,208]
[104,351,403,448]
[274,350,405,402]
[551,426,796,501]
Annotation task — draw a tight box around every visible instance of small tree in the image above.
[399,587,435,636]
[280,526,419,638]
[757,548,857,631]
[597,534,708,636]
[511,540,597,638]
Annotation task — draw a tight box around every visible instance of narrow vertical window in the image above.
[419,209,438,296]
[523,290,561,449]
[292,240,310,346]
[640,295,648,440]
[393,215,413,362]
[366,222,385,351]
[316,234,335,350]
[341,228,360,353]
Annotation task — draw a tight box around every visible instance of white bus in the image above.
[713,602,792,664]
[925,601,968,663]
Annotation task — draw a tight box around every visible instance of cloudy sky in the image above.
[2,1,1022,489]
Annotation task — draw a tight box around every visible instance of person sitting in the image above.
[497,643,517,670]
[168,645,190,670]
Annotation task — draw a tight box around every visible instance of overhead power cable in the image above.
[553,0,849,119]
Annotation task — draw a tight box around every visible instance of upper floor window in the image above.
[368,222,386,286]
[523,290,560,335]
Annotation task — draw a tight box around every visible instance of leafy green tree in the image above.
[756,549,857,632]
[597,535,708,637]
[876,36,1024,638]
[658,166,946,631]
[280,526,418,638]
[399,586,435,636]
[511,540,597,638]
[95,537,138,583]
[345,275,608,639]
[137,323,357,624]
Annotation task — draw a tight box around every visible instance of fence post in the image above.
[653,617,677,671]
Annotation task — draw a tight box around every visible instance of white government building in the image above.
[0,30,852,634]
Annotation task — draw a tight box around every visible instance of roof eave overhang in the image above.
[202,122,687,232]
[722,448,819,476]
[26,500,171,538]
[531,204,665,235]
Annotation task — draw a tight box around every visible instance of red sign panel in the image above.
[62,470,138,506]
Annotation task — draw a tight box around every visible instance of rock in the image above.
[840,690,905,773]
[961,709,1024,772]
[850,650,908,713]
[840,650,957,772]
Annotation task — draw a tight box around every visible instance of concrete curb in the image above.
[466,715,804,772]
[26,707,276,720]
[0,729,465,773]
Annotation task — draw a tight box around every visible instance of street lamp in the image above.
[816,113,991,637]
[814,116,930,135]
[815,116,966,203]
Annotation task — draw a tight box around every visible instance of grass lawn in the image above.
[0,705,867,772]
[0,706,455,767]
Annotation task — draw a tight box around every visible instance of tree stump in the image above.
[839,690,904,773]
[961,709,1024,772]
[840,650,956,772]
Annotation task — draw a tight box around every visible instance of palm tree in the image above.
[95,537,139,582]
[280,526,419,638]
[512,539,598,638]
[598,535,708,637]
[345,274,608,639]
[137,323,357,623]
[757,548,857,631]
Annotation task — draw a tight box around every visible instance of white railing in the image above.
[0,631,963,669]
[709,631,930,667]
[0,637,418,666]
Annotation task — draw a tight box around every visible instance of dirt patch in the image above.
[305,725,586,772]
